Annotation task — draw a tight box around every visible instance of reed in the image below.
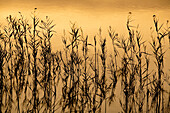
[149,15,169,113]
[0,10,169,113]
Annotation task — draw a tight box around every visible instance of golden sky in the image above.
[1,0,170,11]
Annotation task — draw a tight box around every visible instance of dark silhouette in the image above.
[0,9,169,113]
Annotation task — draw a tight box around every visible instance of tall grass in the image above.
[0,10,169,113]
[149,15,170,113]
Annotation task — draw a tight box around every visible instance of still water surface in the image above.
[0,3,170,112]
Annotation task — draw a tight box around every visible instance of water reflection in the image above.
[0,3,170,113]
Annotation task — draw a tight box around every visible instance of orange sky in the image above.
[1,0,170,12]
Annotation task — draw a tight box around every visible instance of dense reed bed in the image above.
[0,9,169,113]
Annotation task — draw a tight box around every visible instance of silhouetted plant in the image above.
[107,26,118,106]
[0,10,169,113]
[28,8,41,112]
[0,41,7,113]
[149,15,169,113]
[38,16,56,112]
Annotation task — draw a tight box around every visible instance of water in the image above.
[0,1,170,112]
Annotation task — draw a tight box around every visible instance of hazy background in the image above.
[0,0,170,112]
[1,0,170,10]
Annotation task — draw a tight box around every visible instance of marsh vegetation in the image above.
[0,9,169,113]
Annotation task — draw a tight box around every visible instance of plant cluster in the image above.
[0,9,169,113]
